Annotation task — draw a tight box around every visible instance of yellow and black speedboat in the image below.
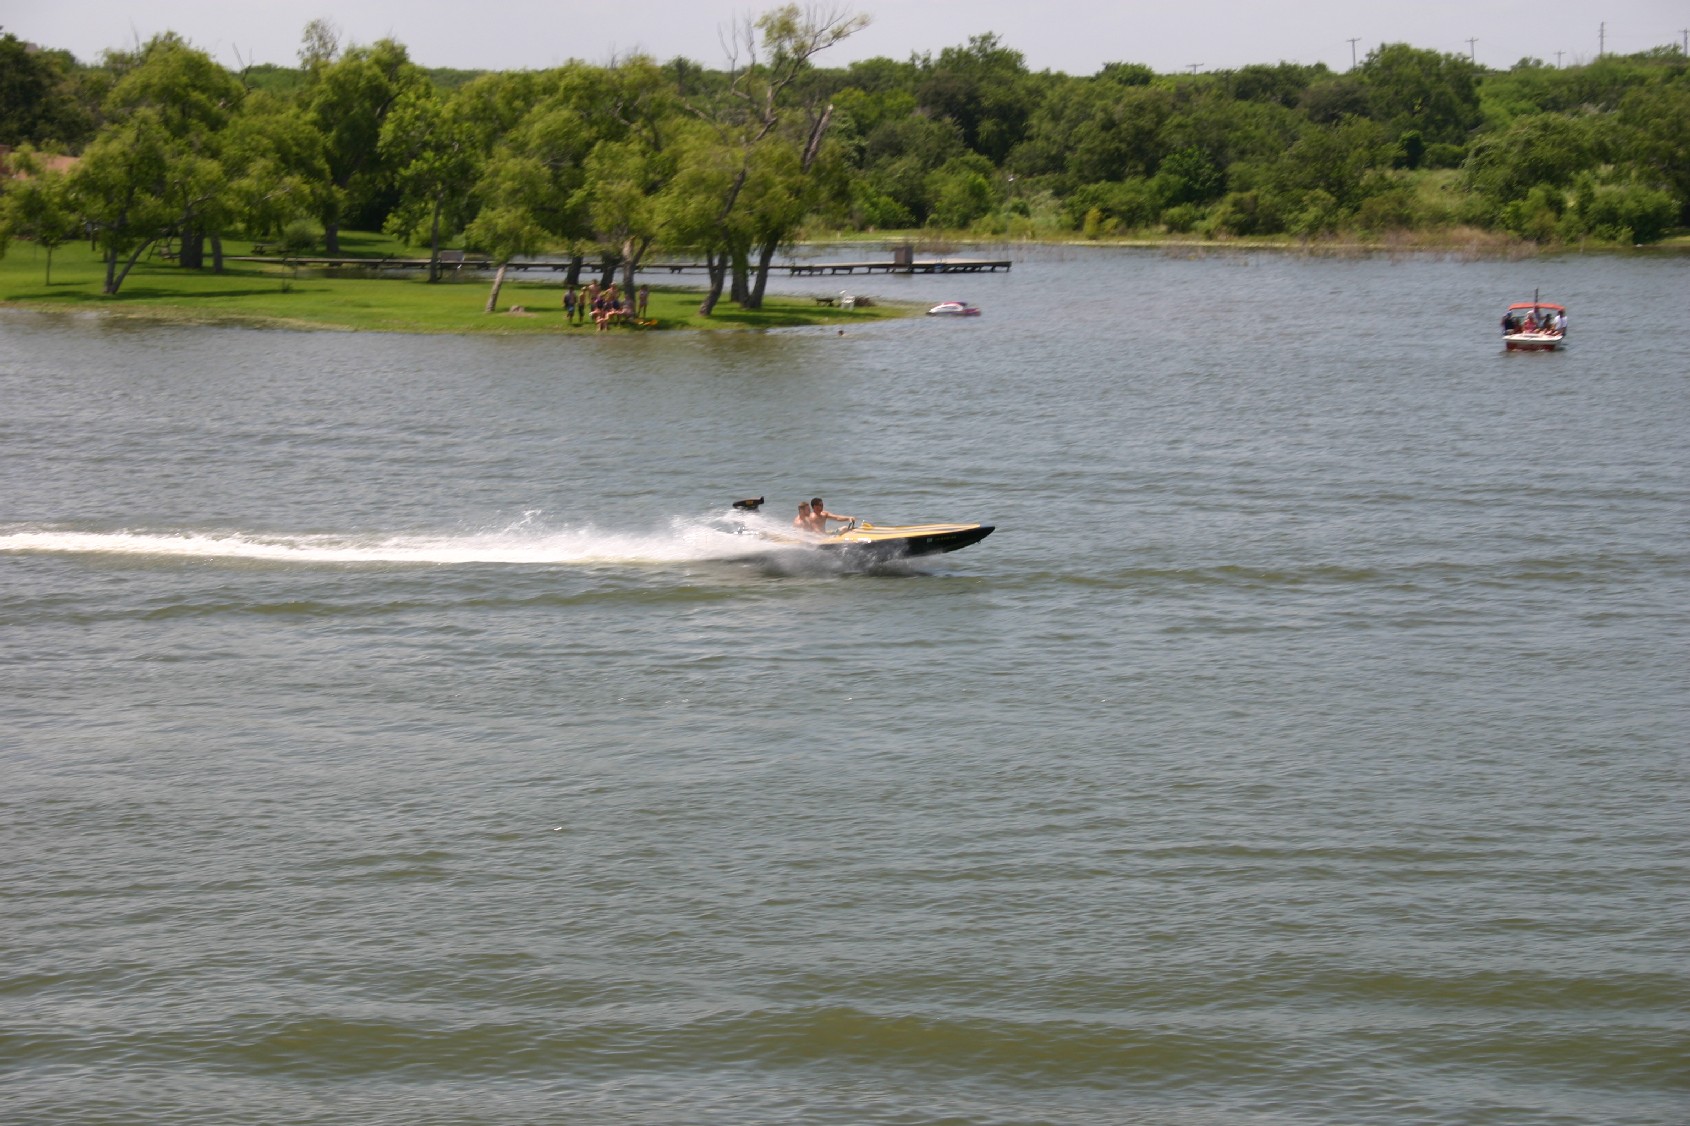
[818,520,994,560]
[723,505,993,562]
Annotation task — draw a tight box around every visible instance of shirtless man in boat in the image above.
[809,497,854,533]
[793,501,813,530]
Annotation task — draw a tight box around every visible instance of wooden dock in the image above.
[226,255,1011,276]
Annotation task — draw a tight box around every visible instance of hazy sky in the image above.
[6,1,1685,75]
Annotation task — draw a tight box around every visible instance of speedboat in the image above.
[1501,295,1566,351]
[927,300,981,316]
[819,520,993,560]
[727,511,993,562]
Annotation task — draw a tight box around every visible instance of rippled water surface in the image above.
[3,249,1687,1124]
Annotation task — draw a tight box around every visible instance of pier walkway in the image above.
[226,255,1012,276]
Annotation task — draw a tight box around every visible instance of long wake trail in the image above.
[0,516,778,567]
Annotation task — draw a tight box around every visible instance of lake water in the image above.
[3,247,1687,1125]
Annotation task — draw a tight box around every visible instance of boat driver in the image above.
[809,497,854,533]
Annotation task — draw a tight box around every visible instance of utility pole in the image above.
[1465,38,1478,64]
[1599,21,1605,57]
[1347,37,1360,69]
[1555,50,1564,68]
[1681,28,1688,56]
[1187,63,1203,75]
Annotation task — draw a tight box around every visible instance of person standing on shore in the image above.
[563,285,578,325]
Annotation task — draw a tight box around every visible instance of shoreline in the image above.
[0,247,915,335]
[5,231,1681,337]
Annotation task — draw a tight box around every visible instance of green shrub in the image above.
[1499,184,1564,240]
[1574,180,1679,243]
[1422,142,1466,169]
[282,219,322,254]
[1161,203,1203,233]
[1355,187,1418,231]
[1205,190,1278,236]
[927,166,995,229]
[1065,179,1160,230]
[1395,130,1426,169]
[1287,189,1341,237]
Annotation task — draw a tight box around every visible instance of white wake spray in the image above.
[0,513,782,567]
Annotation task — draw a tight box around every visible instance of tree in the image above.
[101,33,246,270]
[1153,146,1225,207]
[578,59,682,298]
[298,18,341,71]
[470,59,672,294]
[916,33,1033,166]
[0,32,94,148]
[1615,82,1690,223]
[1157,91,1302,176]
[303,37,425,252]
[380,85,481,281]
[689,3,869,313]
[1357,44,1481,146]
[1464,113,1598,221]
[463,204,544,312]
[925,154,996,228]
[0,149,79,282]
[1261,117,1392,213]
[221,93,322,242]
[65,111,174,294]
[655,121,747,314]
[578,136,671,299]
[1012,78,1173,188]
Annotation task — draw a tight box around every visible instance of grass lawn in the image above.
[0,237,912,334]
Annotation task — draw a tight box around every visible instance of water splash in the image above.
[0,514,782,567]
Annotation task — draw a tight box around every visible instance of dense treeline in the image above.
[3,11,1687,304]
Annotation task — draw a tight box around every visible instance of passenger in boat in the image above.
[1554,310,1567,334]
[794,501,813,530]
[1523,313,1539,332]
[1501,312,1515,335]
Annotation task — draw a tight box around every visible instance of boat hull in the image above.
[819,522,994,560]
[1504,332,1564,351]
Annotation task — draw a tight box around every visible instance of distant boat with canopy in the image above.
[1501,290,1567,352]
